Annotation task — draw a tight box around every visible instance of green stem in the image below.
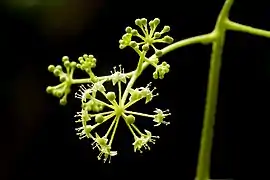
[71,34,215,86]
[109,116,120,146]
[120,34,215,106]
[226,20,270,38]
[124,110,154,118]
[131,124,144,135]
[118,81,122,104]
[90,96,115,109]
[89,111,114,118]
[195,0,234,180]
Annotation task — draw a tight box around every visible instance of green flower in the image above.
[133,130,159,153]
[153,108,171,126]
[92,133,117,163]
[138,82,159,104]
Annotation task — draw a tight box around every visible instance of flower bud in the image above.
[62,56,69,62]
[161,26,170,33]
[154,32,161,38]
[153,18,160,26]
[95,114,104,123]
[135,19,142,26]
[106,92,116,101]
[155,50,163,57]
[141,18,147,26]
[125,26,132,33]
[142,44,149,51]
[48,65,55,72]
[126,115,135,124]
[60,98,67,106]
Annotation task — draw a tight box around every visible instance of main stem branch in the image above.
[195,0,234,180]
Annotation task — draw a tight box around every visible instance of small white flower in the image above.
[75,125,93,139]
[153,108,171,126]
[92,79,106,93]
[110,64,127,85]
[75,84,92,102]
[74,108,91,122]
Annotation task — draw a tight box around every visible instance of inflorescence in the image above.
[46,18,173,163]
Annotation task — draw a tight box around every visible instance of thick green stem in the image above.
[196,33,225,180]
[195,0,234,180]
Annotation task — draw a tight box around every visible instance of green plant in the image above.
[46,0,270,179]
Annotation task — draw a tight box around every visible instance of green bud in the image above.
[62,56,69,62]
[55,65,62,70]
[76,64,81,69]
[152,57,159,64]
[60,98,67,106]
[64,60,70,68]
[95,114,104,123]
[106,92,116,101]
[153,71,158,79]
[155,50,163,57]
[46,86,53,93]
[54,91,62,98]
[142,44,149,51]
[154,32,161,38]
[119,39,124,44]
[92,58,97,66]
[53,69,61,76]
[119,44,126,49]
[122,33,131,41]
[131,29,138,36]
[162,26,170,33]
[163,36,174,43]
[129,41,137,48]
[125,26,132,33]
[83,54,88,59]
[59,75,66,82]
[48,65,55,72]
[78,57,83,62]
[153,18,160,26]
[141,18,147,26]
[126,115,135,124]
[88,55,94,59]
[135,19,142,26]
[149,20,155,29]
[70,61,76,68]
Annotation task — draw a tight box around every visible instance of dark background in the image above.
[1,0,269,179]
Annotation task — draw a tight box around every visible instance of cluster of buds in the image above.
[46,54,98,105]
[119,18,172,80]
[46,56,77,105]
[119,18,174,57]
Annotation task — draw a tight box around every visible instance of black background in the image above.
[1,0,269,179]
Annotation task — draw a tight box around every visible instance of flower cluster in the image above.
[46,18,173,163]
[119,18,174,57]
